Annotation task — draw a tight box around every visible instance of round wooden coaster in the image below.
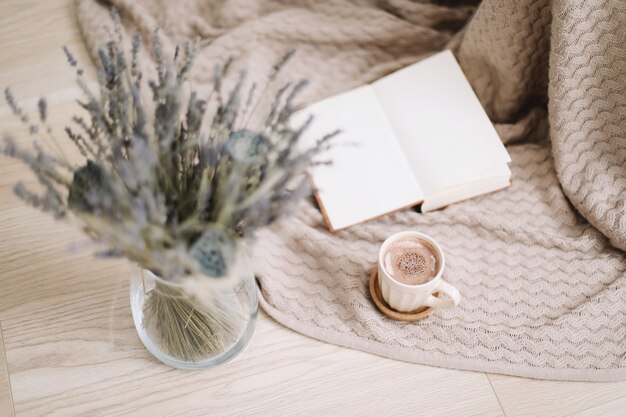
[369,268,440,322]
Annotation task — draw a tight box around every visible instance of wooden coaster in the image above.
[369,268,440,322]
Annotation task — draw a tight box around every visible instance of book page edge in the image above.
[313,189,424,232]
[422,180,511,213]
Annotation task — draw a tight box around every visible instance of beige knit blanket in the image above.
[76,0,626,381]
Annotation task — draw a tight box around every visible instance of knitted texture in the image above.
[76,0,626,381]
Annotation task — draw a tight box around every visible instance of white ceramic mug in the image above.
[378,231,461,312]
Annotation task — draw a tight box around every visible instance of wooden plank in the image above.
[569,395,626,417]
[113,351,505,417]
[488,373,626,417]
[0,0,95,102]
[0,322,15,417]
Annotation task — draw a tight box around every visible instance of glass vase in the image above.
[129,247,258,370]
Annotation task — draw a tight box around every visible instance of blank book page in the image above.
[295,85,423,230]
[372,51,511,198]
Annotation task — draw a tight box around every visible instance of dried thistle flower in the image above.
[189,226,237,278]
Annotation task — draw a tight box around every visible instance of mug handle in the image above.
[424,280,461,309]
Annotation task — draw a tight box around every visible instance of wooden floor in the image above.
[1,1,625,416]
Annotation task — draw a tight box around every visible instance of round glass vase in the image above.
[129,249,258,370]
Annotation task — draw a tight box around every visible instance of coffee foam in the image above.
[383,238,438,285]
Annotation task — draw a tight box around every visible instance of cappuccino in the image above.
[383,237,438,285]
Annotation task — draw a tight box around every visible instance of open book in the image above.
[296,50,511,231]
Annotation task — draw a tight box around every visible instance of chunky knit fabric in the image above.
[76,0,626,381]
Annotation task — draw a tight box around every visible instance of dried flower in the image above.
[1,11,336,282]
[189,227,237,277]
[1,9,340,362]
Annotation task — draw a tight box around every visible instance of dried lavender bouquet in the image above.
[1,14,336,362]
